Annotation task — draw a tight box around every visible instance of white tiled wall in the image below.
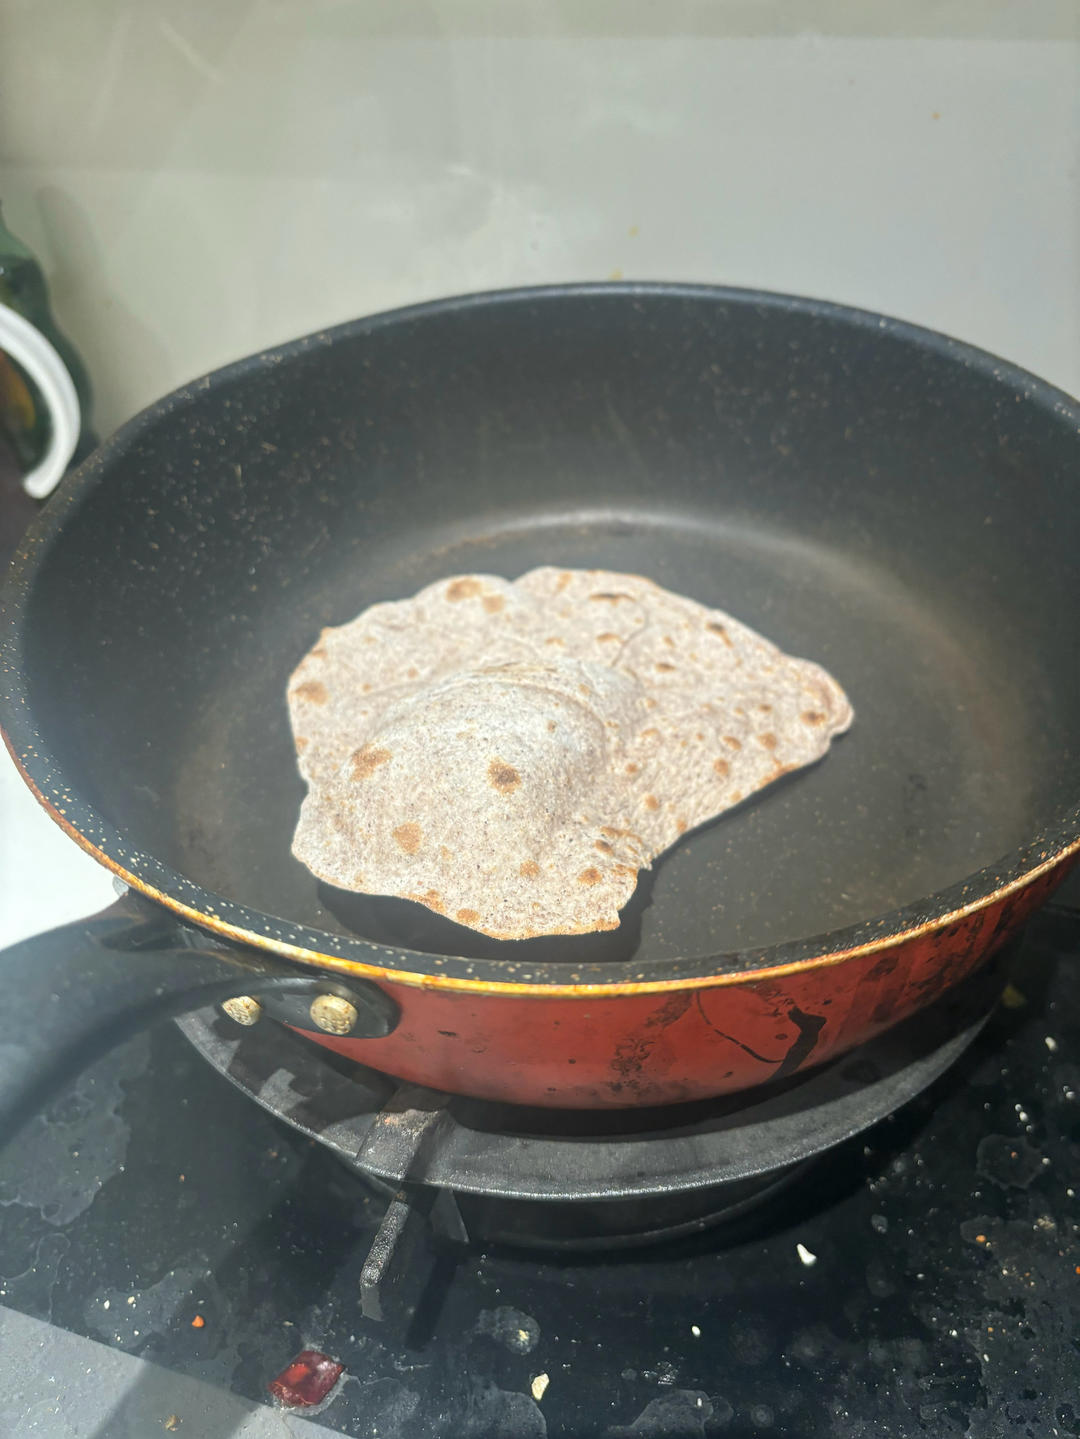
[1,0,1078,942]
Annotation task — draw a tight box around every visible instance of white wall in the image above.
[2,0,1078,438]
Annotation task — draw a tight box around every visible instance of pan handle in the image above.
[0,889,399,1148]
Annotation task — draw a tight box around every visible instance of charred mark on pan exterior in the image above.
[609,991,694,1091]
[772,1005,827,1078]
[692,994,779,1066]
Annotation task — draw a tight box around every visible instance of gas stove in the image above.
[0,875,1078,1436]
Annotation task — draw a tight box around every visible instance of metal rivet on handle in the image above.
[309,994,358,1036]
[221,996,263,1026]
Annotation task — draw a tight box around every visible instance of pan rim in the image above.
[3,280,1080,994]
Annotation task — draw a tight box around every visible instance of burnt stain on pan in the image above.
[772,1005,828,1078]
[609,991,694,1096]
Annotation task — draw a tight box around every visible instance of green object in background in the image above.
[0,203,96,473]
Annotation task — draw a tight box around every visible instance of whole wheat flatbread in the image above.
[287,568,853,939]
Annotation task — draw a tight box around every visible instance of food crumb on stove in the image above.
[691,1324,701,1337]
[796,1242,818,1267]
[531,1373,550,1401]
[102,1299,110,1310]
[1045,1035,1059,1052]
[163,1417,181,1432]
[191,1314,205,1328]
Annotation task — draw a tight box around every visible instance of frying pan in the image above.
[2,284,1078,1137]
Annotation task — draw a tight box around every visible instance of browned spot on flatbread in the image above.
[310,644,328,660]
[759,731,778,750]
[643,794,660,811]
[295,736,309,752]
[625,761,639,774]
[641,727,660,740]
[482,593,505,614]
[725,736,742,750]
[547,720,558,731]
[676,818,688,834]
[392,822,422,854]
[589,591,634,603]
[595,839,614,854]
[545,635,565,646]
[456,908,480,924]
[417,889,444,913]
[407,666,419,679]
[802,710,826,726]
[556,571,573,592]
[292,681,328,705]
[707,621,733,646]
[351,745,391,780]
[655,661,676,672]
[446,577,483,601]
[578,867,602,885]
[519,860,541,878]
[758,703,772,713]
[488,758,521,793]
[596,632,621,643]
[713,757,729,777]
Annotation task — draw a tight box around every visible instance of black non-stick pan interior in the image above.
[15,287,1080,970]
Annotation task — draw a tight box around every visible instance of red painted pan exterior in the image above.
[294,862,1068,1108]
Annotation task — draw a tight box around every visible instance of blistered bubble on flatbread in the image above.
[288,568,853,939]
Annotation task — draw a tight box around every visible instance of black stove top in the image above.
[1,902,1078,1438]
